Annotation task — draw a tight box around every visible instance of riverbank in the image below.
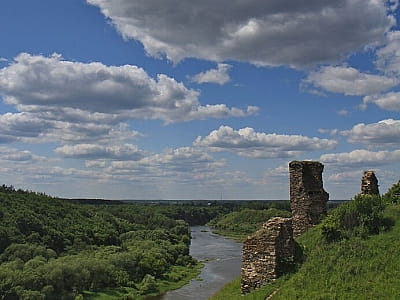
[152,226,242,300]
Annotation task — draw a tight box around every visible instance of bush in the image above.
[383,180,400,204]
[138,274,158,295]
[321,194,391,242]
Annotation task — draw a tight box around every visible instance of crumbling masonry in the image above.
[241,217,295,294]
[241,161,329,294]
[360,170,379,195]
[289,161,329,237]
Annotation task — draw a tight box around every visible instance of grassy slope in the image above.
[209,204,400,300]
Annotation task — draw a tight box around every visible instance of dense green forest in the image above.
[210,181,400,300]
[0,185,293,299]
[0,185,220,299]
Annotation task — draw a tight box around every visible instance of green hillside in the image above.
[210,186,400,300]
[0,186,201,299]
[208,207,291,241]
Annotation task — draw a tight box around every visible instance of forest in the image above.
[0,185,290,299]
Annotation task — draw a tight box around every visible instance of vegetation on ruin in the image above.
[210,184,400,300]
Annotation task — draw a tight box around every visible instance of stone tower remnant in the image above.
[289,160,329,237]
[360,170,379,195]
[241,217,295,294]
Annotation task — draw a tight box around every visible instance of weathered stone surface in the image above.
[289,161,329,237]
[241,217,295,294]
[360,170,379,195]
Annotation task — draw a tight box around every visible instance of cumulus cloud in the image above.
[0,53,256,124]
[375,30,400,76]
[55,143,145,160]
[304,65,399,96]
[87,0,394,67]
[363,92,400,111]
[320,149,400,167]
[328,170,367,182]
[0,146,46,162]
[342,119,400,145]
[194,126,337,158]
[191,63,232,85]
[107,147,228,184]
[0,112,53,141]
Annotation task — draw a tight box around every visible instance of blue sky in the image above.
[0,0,399,200]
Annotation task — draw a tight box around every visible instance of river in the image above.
[150,226,242,300]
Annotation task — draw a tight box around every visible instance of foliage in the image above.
[321,194,391,242]
[383,179,400,204]
[211,181,400,300]
[0,186,202,299]
[271,204,400,299]
[208,208,291,240]
[211,204,400,300]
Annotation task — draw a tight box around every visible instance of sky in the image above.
[0,0,400,200]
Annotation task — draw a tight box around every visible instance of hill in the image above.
[0,186,201,299]
[210,189,400,300]
[208,207,291,241]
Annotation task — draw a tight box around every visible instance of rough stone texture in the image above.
[289,161,329,237]
[241,217,295,294]
[360,170,380,195]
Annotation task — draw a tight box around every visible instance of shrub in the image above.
[138,274,158,295]
[383,179,400,204]
[321,194,391,242]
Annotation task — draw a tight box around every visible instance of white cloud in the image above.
[0,112,53,141]
[87,0,394,67]
[55,143,145,160]
[107,147,229,184]
[328,170,366,182]
[363,92,400,111]
[304,65,399,96]
[0,53,256,124]
[342,119,400,146]
[0,146,46,162]
[318,128,339,136]
[85,160,107,168]
[194,126,337,158]
[191,63,231,85]
[320,149,400,167]
[375,30,400,76]
[337,109,349,116]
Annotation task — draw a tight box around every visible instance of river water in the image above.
[150,226,242,300]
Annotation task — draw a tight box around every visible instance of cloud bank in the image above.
[87,0,395,67]
[194,126,337,158]
[0,53,256,124]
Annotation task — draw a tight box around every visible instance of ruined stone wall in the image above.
[289,161,329,237]
[361,170,379,195]
[241,217,295,294]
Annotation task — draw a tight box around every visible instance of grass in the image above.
[209,276,286,300]
[209,204,400,300]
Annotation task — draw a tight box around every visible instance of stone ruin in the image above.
[241,161,329,294]
[289,161,329,237]
[241,217,295,294]
[360,170,379,195]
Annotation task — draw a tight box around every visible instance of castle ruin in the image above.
[241,217,295,294]
[289,161,329,237]
[360,170,379,195]
[241,161,329,294]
